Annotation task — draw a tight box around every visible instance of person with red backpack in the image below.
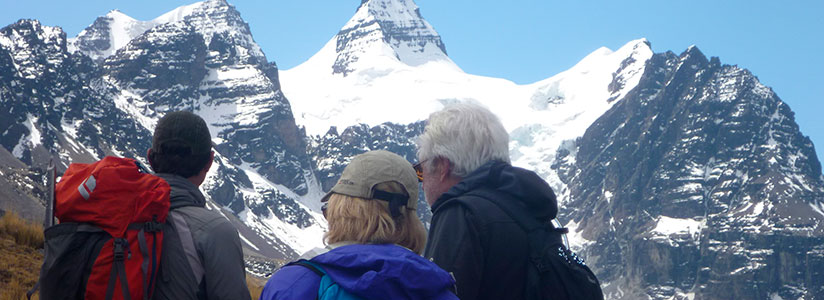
[34,111,249,300]
[147,111,250,300]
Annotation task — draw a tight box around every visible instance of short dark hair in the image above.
[149,111,213,178]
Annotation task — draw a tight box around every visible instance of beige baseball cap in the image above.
[321,150,418,216]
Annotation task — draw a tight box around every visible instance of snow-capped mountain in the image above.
[1,0,822,298]
[1,1,325,260]
[0,19,151,169]
[69,0,264,63]
[67,10,155,61]
[91,0,324,257]
[282,0,653,196]
[554,47,824,299]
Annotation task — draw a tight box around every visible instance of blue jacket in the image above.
[260,244,458,300]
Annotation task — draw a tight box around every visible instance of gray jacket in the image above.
[152,174,250,300]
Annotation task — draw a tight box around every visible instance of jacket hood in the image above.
[155,173,207,209]
[310,244,456,300]
[433,160,558,221]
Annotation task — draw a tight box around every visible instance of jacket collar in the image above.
[430,160,558,221]
[155,173,207,209]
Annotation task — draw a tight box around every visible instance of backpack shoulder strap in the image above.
[286,260,337,300]
[287,260,325,277]
[286,260,366,300]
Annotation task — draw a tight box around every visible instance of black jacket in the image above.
[152,174,251,300]
[424,160,558,300]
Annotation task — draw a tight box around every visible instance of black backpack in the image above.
[465,189,604,300]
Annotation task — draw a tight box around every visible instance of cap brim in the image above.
[320,190,334,203]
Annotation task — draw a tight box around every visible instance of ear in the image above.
[435,158,451,182]
[202,151,215,175]
[146,148,155,171]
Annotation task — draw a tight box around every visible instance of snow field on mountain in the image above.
[110,86,158,132]
[564,218,594,251]
[281,2,656,248]
[652,216,703,237]
[195,153,326,253]
[196,65,277,132]
[12,114,41,158]
[283,37,653,199]
[59,118,98,160]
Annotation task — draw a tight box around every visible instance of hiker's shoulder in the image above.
[261,263,322,300]
[172,205,233,233]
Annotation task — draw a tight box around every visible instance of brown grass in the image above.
[247,273,266,300]
[0,212,43,300]
[0,212,44,249]
[0,238,43,298]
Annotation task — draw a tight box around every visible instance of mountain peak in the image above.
[0,19,65,53]
[105,9,132,20]
[677,44,709,70]
[327,0,454,76]
[2,19,45,33]
[631,38,651,50]
[151,0,221,24]
[683,44,706,59]
[68,9,153,60]
[70,0,262,62]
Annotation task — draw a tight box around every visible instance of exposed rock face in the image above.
[96,0,311,195]
[555,47,824,299]
[91,0,318,254]
[0,19,153,232]
[0,19,150,169]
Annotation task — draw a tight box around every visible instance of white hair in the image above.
[417,102,510,177]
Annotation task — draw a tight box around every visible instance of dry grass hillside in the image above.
[0,211,43,300]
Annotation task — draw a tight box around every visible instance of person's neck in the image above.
[327,241,358,250]
[186,164,211,187]
[187,170,208,187]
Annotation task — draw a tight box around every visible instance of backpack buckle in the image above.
[142,215,163,232]
[144,221,162,232]
[113,238,129,261]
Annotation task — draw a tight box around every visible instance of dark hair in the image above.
[149,111,213,178]
[148,142,211,178]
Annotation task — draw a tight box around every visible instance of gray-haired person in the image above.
[415,102,560,300]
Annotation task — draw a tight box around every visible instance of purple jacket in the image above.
[260,244,458,300]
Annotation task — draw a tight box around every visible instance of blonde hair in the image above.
[324,182,427,254]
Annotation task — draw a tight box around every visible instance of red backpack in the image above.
[35,156,170,300]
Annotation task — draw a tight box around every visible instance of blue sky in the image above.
[2,0,823,168]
